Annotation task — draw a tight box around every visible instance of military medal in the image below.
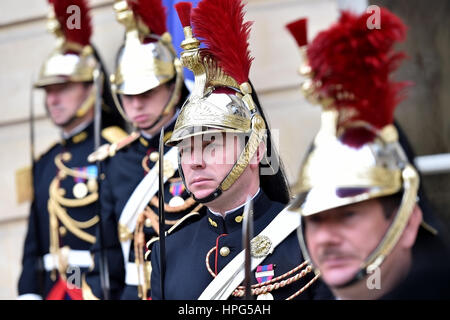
[86,165,98,192]
[255,264,275,284]
[73,182,88,199]
[72,166,98,199]
[168,181,185,207]
[256,293,274,300]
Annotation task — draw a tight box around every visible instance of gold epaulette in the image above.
[88,131,140,163]
[15,166,33,204]
[144,211,202,261]
[101,126,129,144]
[15,141,59,204]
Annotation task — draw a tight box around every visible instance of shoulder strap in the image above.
[118,147,179,277]
[198,208,302,300]
[101,126,128,144]
[87,131,140,163]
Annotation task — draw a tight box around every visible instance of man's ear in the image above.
[400,204,423,249]
[249,140,266,169]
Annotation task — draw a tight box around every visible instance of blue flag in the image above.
[163,0,201,82]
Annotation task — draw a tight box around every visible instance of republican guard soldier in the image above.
[286,8,450,299]
[83,0,203,300]
[18,0,126,300]
[148,0,333,300]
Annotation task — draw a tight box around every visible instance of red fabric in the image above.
[46,277,83,300]
[175,2,192,28]
[127,0,167,36]
[192,0,253,84]
[214,233,228,275]
[51,0,92,48]
[306,7,410,147]
[286,18,308,47]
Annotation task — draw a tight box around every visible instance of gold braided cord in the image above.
[286,273,320,300]
[54,153,96,180]
[48,197,97,244]
[49,177,98,208]
[232,265,313,298]
[204,246,316,299]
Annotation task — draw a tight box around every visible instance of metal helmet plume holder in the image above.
[167,24,267,203]
[110,0,184,128]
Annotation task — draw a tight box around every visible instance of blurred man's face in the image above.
[304,199,391,288]
[179,132,244,201]
[121,83,172,130]
[45,82,91,127]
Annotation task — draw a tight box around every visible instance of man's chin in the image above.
[321,266,360,288]
[191,188,216,201]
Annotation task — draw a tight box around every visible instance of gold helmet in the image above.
[35,0,98,118]
[287,9,422,280]
[110,0,184,125]
[165,0,268,204]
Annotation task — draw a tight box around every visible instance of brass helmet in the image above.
[165,0,268,204]
[286,9,422,282]
[110,0,184,126]
[35,0,98,118]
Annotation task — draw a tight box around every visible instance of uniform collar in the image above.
[206,189,270,234]
[61,120,93,146]
[138,111,179,150]
[209,188,261,217]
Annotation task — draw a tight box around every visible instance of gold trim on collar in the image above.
[139,137,149,147]
[208,217,218,228]
[72,131,88,144]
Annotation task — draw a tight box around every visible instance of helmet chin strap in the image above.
[297,164,419,289]
[177,113,267,204]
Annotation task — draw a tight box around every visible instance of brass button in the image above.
[235,215,243,223]
[220,247,230,257]
[59,226,67,237]
[149,152,159,162]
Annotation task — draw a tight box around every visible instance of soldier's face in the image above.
[121,83,172,129]
[45,82,92,126]
[179,132,245,200]
[304,199,391,288]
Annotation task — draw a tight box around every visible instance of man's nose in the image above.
[127,96,143,109]
[307,219,342,246]
[46,91,59,106]
[189,147,206,168]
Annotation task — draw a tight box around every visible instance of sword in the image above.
[242,196,254,300]
[158,127,167,300]
[30,74,45,296]
[93,67,111,300]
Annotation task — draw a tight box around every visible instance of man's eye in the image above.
[342,211,356,219]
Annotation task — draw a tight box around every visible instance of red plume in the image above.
[175,1,192,28]
[127,0,167,36]
[307,8,409,147]
[51,0,92,47]
[192,0,253,84]
[286,18,308,47]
